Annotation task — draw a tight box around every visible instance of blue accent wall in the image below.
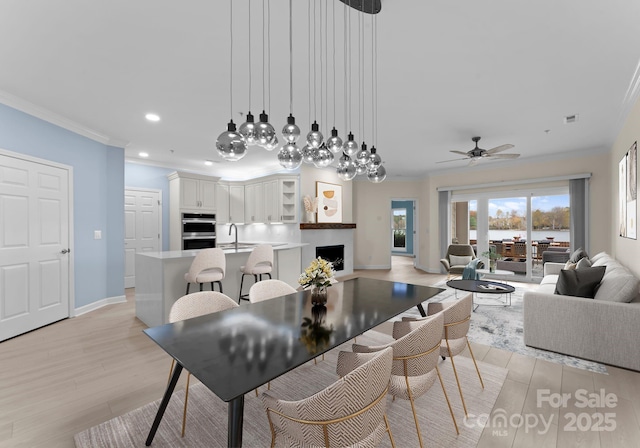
[0,103,125,308]
[124,163,173,250]
[392,200,414,255]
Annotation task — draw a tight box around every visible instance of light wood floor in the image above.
[1,256,639,447]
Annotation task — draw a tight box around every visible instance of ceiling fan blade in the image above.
[450,150,470,156]
[436,157,469,164]
[485,144,514,155]
[489,153,520,159]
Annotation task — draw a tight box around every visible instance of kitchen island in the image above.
[135,243,305,327]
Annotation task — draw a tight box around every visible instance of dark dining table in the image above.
[143,277,444,447]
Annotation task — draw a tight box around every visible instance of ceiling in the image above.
[1,0,639,181]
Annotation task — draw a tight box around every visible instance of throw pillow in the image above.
[564,261,577,270]
[569,247,589,263]
[554,266,606,298]
[449,255,472,266]
[576,257,592,269]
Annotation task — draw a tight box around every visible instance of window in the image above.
[392,208,407,250]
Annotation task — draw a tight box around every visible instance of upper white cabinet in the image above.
[168,172,219,213]
[245,182,265,223]
[263,179,279,223]
[216,182,230,224]
[279,178,298,223]
[229,185,245,223]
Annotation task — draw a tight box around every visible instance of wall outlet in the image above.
[94,230,102,240]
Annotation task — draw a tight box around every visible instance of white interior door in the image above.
[124,188,161,288]
[0,153,71,342]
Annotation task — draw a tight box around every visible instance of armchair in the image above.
[440,244,478,279]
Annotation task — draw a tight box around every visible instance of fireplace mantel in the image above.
[300,223,356,230]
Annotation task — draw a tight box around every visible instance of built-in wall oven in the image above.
[182,213,216,250]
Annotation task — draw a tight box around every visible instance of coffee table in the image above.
[446,279,515,310]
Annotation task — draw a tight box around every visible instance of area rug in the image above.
[74,331,507,448]
[400,281,608,374]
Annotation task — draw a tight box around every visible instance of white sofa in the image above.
[523,252,640,371]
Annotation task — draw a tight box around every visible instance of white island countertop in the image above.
[135,242,306,327]
[137,242,307,260]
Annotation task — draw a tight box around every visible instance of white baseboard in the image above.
[74,295,127,317]
[354,265,392,270]
[415,263,441,274]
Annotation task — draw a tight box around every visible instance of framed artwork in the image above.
[619,141,637,239]
[316,181,342,223]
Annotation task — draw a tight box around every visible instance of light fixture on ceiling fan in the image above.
[437,136,519,166]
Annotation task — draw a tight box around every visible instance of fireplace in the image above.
[316,245,345,271]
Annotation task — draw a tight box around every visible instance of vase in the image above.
[306,211,316,223]
[489,259,496,273]
[311,284,328,305]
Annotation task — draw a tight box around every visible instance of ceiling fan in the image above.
[437,136,519,166]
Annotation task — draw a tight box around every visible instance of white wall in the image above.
[611,95,640,277]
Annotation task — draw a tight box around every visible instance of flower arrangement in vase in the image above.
[302,195,318,223]
[298,257,335,304]
[481,247,502,273]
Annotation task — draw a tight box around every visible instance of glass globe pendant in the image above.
[255,110,276,146]
[301,144,316,164]
[336,154,357,180]
[313,144,334,168]
[326,127,343,154]
[263,135,279,151]
[277,142,302,170]
[306,121,324,149]
[355,142,371,168]
[238,111,257,145]
[282,114,301,143]
[367,146,382,171]
[367,164,387,183]
[216,120,248,161]
[342,132,358,156]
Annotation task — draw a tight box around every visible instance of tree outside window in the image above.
[393,209,406,249]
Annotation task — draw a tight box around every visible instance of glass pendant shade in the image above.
[355,142,371,167]
[282,114,301,143]
[326,127,343,154]
[367,165,387,183]
[342,132,359,156]
[367,146,382,171]
[255,111,276,146]
[238,111,258,145]
[216,120,248,161]
[355,162,368,175]
[277,143,303,169]
[337,152,350,169]
[302,144,316,164]
[336,154,357,180]
[263,135,279,151]
[313,144,334,168]
[306,121,324,148]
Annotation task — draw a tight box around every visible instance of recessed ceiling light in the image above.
[564,114,579,124]
[139,152,149,158]
[204,160,213,166]
[145,113,160,122]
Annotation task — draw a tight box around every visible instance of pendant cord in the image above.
[289,0,293,115]
[344,1,348,133]
[308,1,311,125]
[332,0,336,129]
[262,0,266,111]
[319,0,323,130]
[313,0,317,122]
[358,6,362,141]
[374,12,378,145]
[229,0,233,118]
[247,0,252,112]
[267,0,271,114]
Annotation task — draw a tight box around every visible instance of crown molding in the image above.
[0,89,128,148]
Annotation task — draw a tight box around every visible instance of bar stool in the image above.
[238,244,273,302]
[184,248,226,294]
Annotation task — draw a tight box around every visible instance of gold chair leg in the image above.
[446,342,468,417]
[405,374,424,448]
[436,365,459,435]
[167,359,175,385]
[384,414,396,448]
[268,381,271,390]
[255,387,259,397]
[181,372,191,437]
[466,339,485,389]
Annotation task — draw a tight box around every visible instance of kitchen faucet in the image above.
[229,223,238,251]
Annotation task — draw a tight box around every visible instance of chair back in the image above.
[244,244,274,272]
[262,347,393,447]
[514,241,527,258]
[446,244,476,261]
[440,294,472,340]
[169,291,238,323]
[388,312,444,378]
[187,248,225,280]
[249,279,296,303]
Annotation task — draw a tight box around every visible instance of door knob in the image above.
[61,248,70,254]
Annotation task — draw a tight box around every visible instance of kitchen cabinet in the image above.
[229,185,245,223]
[279,178,298,223]
[216,182,230,224]
[168,172,218,213]
[263,179,279,223]
[245,182,265,223]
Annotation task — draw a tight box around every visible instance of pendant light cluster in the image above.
[217,0,385,183]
